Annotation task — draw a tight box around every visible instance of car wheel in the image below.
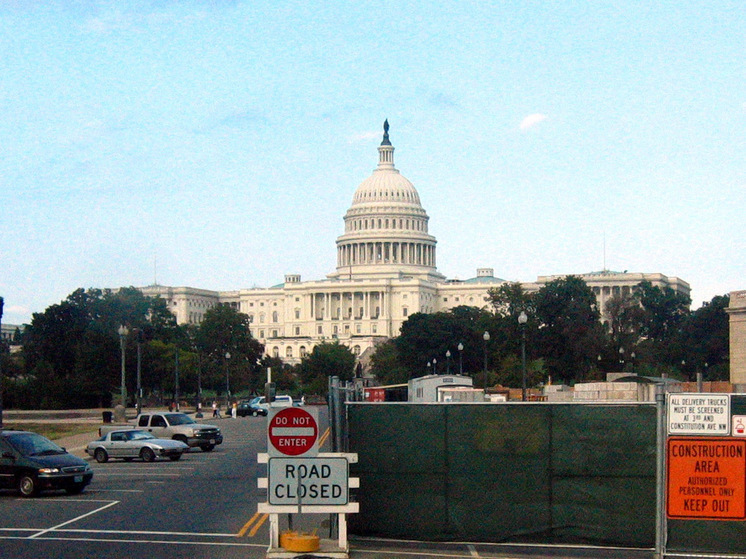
[65,483,85,495]
[140,447,156,462]
[94,448,109,463]
[18,475,38,498]
[169,453,182,461]
[200,444,215,452]
[252,410,258,416]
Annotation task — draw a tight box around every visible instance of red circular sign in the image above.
[268,407,318,456]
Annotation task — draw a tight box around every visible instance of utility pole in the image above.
[0,296,4,428]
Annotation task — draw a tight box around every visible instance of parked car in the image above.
[253,394,294,414]
[86,429,188,463]
[236,398,267,417]
[0,430,93,497]
[99,412,223,452]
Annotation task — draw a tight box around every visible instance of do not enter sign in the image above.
[267,407,319,457]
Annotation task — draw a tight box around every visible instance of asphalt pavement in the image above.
[0,409,657,559]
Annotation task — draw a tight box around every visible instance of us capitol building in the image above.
[140,122,690,364]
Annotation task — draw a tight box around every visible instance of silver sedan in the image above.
[86,430,188,463]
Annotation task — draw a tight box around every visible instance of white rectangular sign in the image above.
[667,393,730,435]
[268,457,349,506]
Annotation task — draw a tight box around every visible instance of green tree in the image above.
[395,307,491,379]
[534,276,605,384]
[196,304,263,399]
[20,287,194,409]
[369,339,409,385]
[676,294,730,380]
[298,341,356,395]
[634,280,692,370]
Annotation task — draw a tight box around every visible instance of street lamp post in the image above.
[195,352,203,418]
[446,350,451,375]
[134,329,142,416]
[433,358,437,375]
[224,351,231,409]
[457,342,463,375]
[427,361,431,375]
[619,347,625,371]
[518,311,528,401]
[174,347,180,412]
[630,352,636,375]
[117,325,128,408]
[482,331,490,391]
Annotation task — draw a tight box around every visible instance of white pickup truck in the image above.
[99,412,223,452]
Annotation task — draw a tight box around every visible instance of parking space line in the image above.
[90,489,145,493]
[94,473,181,477]
[6,534,268,548]
[28,500,119,539]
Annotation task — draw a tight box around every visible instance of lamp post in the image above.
[134,328,142,416]
[117,325,129,408]
[195,351,203,418]
[457,342,463,375]
[427,361,431,375]
[0,296,4,428]
[518,311,528,401]
[445,350,451,375]
[224,351,231,409]
[630,352,636,375]
[619,347,625,371]
[433,358,437,375]
[174,347,180,412]
[482,331,490,390]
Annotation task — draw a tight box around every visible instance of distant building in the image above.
[134,122,689,363]
[728,290,746,385]
[1,323,22,343]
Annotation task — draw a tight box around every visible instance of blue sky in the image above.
[1,1,744,325]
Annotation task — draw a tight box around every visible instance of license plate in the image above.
[74,475,83,483]
[210,439,215,444]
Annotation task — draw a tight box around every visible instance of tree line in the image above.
[0,288,356,409]
[370,277,730,388]
[0,277,731,409]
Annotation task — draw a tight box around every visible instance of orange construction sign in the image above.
[667,437,746,520]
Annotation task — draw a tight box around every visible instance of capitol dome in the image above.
[330,121,444,282]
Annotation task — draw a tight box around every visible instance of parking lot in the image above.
[0,414,274,559]
[0,411,654,559]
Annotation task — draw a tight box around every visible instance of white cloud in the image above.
[520,113,548,131]
[348,131,381,144]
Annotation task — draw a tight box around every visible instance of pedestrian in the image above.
[212,400,218,418]
[232,401,237,418]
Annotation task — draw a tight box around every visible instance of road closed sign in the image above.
[667,437,746,521]
[267,406,319,457]
[268,457,349,506]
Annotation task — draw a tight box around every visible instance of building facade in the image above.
[138,122,690,364]
[728,290,746,385]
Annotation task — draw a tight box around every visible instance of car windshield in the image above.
[127,431,156,441]
[250,397,262,405]
[166,413,195,426]
[7,433,65,457]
